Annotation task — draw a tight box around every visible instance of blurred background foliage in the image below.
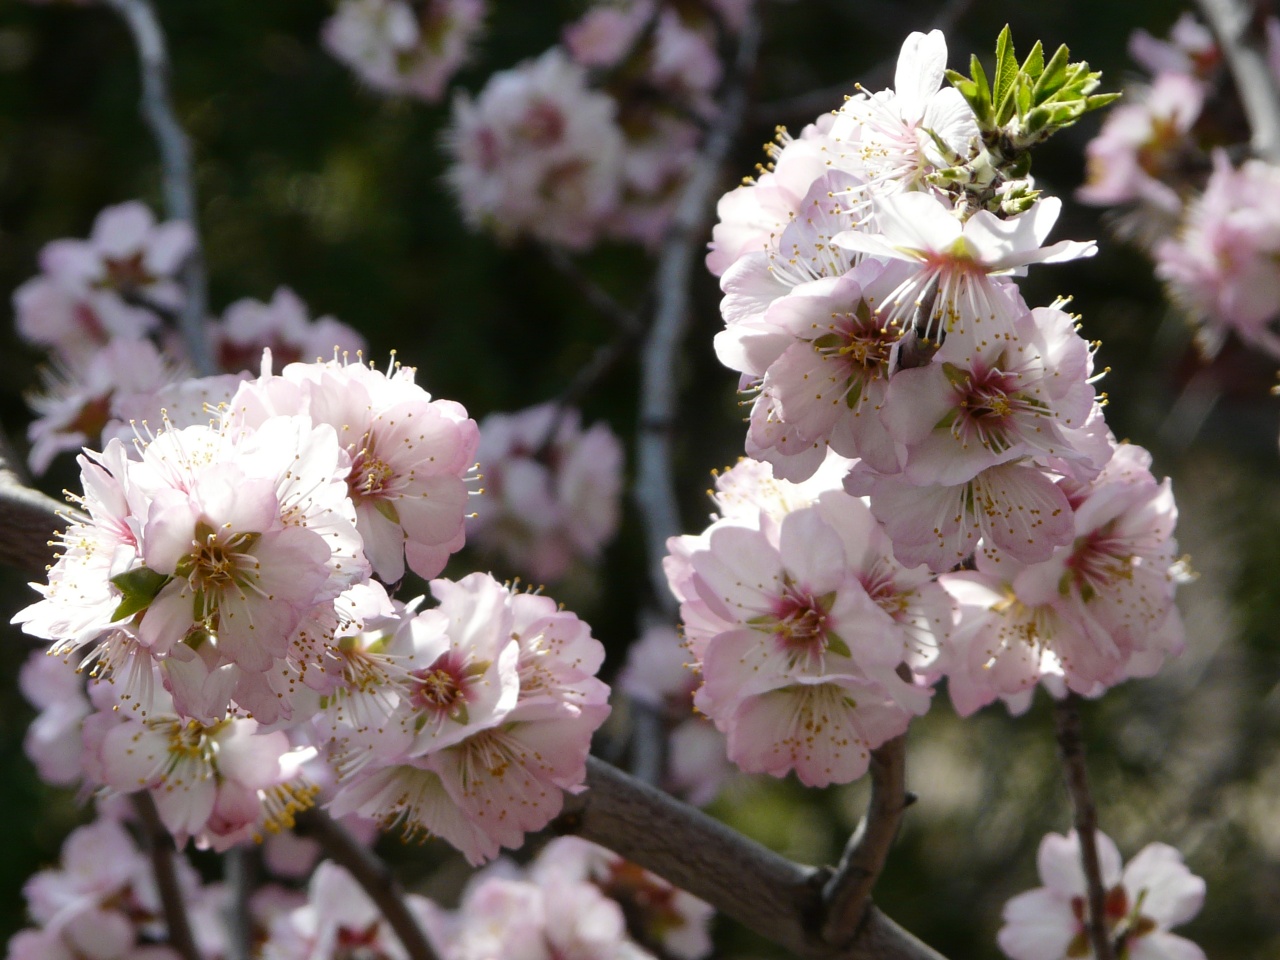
[0,0,1277,956]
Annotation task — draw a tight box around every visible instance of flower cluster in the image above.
[444,0,747,248]
[467,402,624,583]
[999,830,1206,960]
[1079,11,1280,359]
[11,350,610,862]
[673,29,1189,777]
[13,202,366,476]
[322,0,486,102]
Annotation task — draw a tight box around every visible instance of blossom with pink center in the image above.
[468,403,623,582]
[328,573,608,864]
[881,306,1099,487]
[23,818,145,931]
[323,0,486,102]
[12,274,159,365]
[210,287,366,374]
[833,191,1096,351]
[723,258,910,482]
[861,459,1077,573]
[26,337,186,475]
[830,29,979,192]
[1155,151,1280,358]
[133,417,365,674]
[99,705,319,850]
[998,830,1206,960]
[445,49,625,248]
[227,355,479,582]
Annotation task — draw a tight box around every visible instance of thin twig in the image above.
[296,809,440,960]
[558,757,948,960]
[1196,0,1280,163]
[635,2,761,613]
[754,0,975,125]
[103,0,215,375]
[1053,695,1115,960]
[131,793,203,960]
[820,735,910,947]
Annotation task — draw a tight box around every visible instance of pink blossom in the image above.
[834,192,1096,352]
[445,49,625,248]
[17,201,194,363]
[210,287,366,374]
[323,0,485,102]
[1129,14,1219,79]
[468,403,623,582]
[998,831,1206,960]
[26,337,186,475]
[1077,72,1205,222]
[1155,151,1280,358]
[830,29,978,191]
[227,355,479,582]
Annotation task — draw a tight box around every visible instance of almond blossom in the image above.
[998,830,1206,960]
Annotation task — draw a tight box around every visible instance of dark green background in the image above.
[1,1,1277,956]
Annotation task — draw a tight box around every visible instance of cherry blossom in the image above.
[210,287,366,374]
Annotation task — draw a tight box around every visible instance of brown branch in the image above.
[1053,695,1115,960]
[296,809,441,960]
[1197,0,1280,163]
[0,450,68,577]
[635,2,760,614]
[131,793,203,960]
[556,757,949,960]
[820,735,910,947]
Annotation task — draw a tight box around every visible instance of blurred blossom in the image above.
[469,403,623,583]
[998,830,1206,960]
[14,201,193,364]
[322,0,485,102]
[445,49,625,248]
[210,286,366,373]
[1155,152,1280,359]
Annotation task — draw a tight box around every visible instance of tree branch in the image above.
[820,735,910,947]
[1196,0,1280,163]
[0,444,68,577]
[556,757,949,960]
[1053,695,1115,960]
[131,793,203,960]
[103,0,215,375]
[296,809,440,960]
[635,3,761,613]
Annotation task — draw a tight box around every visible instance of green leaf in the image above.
[1021,40,1044,81]
[825,632,852,659]
[993,26,1019,124]
[110,566,171,622]
[1034,43,1071,100]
